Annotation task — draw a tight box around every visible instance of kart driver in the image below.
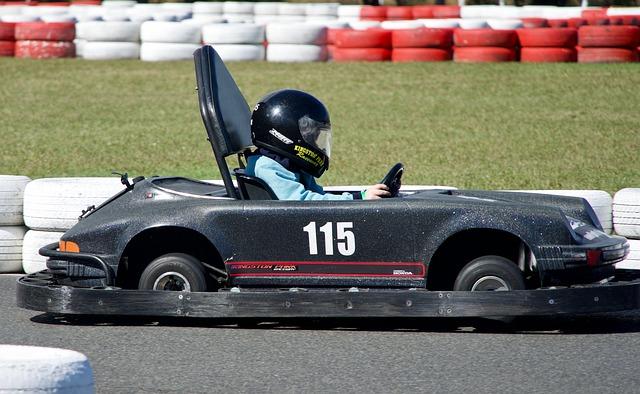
[246,89,390,201]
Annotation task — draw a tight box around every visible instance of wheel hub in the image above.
[153,272,191,292]
[471,275,510,291]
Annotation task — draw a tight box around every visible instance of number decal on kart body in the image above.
[303,222,355,256]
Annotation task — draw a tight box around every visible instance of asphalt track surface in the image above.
[3,275,640,393]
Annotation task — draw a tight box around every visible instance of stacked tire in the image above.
[76,21,140,60]
[203,23,265,62]
[305,3,339,22]
[0,176,30,274]
[15,22,75,59]
[223,1,254,24]
[266,23,327,62]
[614,189,640,270]
[333,28,391,62]
[454,29,517,62]
[391,27,453,62]
[518,28,577,63]
[0,22,15,57]
[577,25,640,63]
[140,21,201,61]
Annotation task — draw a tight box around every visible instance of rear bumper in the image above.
[40,242,115,286]
[16,270,640,318]
[537,238,630,270]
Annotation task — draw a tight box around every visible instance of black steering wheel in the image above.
[380,162,404,198]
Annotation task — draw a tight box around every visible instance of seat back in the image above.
[234,169,278,200]
[193,45,253,199]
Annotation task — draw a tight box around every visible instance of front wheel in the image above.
[453,255,525,291]
[138,253,208,292]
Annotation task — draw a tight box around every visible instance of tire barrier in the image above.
[333,28,391,62]
[0,226,26,273]
[23,177,124,231]
[15,21,75,58]
[518,28,577,62]
[267,43,327,62]
[76,21,140,59]
[617,239,640,270]
[83,41,140,60]
[0,345,93,394]
[202,23,264,44]
[613,189,640,239]
[140,21,200,61]
[266,23,326,62]
[453,29,517,63]
[392,28,452,62]
[0,175,30,226]
[578,25,640,63]
[22,230,63,274]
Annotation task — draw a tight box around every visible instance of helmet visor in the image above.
[298,115,332,158]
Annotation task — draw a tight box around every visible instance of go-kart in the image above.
[17,46,639,320]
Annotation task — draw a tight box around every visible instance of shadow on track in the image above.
[30,311,640,335]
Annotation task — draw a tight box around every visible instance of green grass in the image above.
[0,58,638,193]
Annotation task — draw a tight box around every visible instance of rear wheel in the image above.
[138,253,207,292]
[453,255,525,291]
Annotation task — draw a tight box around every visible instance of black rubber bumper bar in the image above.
[16,270,640,319]
[39,243,115,286]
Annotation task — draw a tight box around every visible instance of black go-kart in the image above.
[17,46,640,320]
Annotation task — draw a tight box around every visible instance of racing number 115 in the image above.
[303,222,355,256]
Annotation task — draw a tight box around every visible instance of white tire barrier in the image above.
[349,20,381,30]
[614,188,640,239]
[266,23,326,45]
[74,39,86,57]
[459,19,489,29]
[40,15,76,23]
[184,14,227,25]
[140,21,201,44]
[487,19,524,30]
[421,19,460,29]
[161,2,193,14]
[193,1,224,14]
[223,1,254,15]
[254,2,280,16]
[508,190,613,234]
[23,178,124,231]
[83,41,140,60]
[223,14,254,23]
[103,0,136,8]
[0,345,93,394]
[305,3,339,17]
[0,226,26,273]
[203,23,265,44]
[140,42,201,61]
[0,175,30,226]
[213,44,265,61]
[76,21,140,42]
[278,3,306,16]
[22,230,64,274]
[23,6,68,17]
[617,239,640,270]
[267,44,327,62]
[380,20,424,30]
[1,15,40,23]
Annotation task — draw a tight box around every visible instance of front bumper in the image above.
[40,242,115,286]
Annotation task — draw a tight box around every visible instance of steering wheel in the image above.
[380,162,404,198]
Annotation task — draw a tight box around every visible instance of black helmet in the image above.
[251,89,332,178]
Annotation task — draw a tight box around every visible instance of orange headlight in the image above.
[59,241,80,253]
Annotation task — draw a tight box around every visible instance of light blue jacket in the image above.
[245,155,356,201]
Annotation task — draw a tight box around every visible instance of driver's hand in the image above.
[365,184,390,200]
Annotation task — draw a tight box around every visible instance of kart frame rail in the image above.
[16,271,640,318]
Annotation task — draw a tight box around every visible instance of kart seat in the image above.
[194,45,254,200]
[234,169,278,200]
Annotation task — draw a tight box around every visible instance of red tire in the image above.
[392,48,451,62]
[328,28,349,45]
[411,5,434,19]
[392,28,452,48]
[608,16,638,26]
[334,29,391,48]
[516,28,577,48]
[548,19,568,28]
[581,9,607,19]
[0,40,15,57]
[15,22,75,42]
[386,6,413,20]
[15,40,75,59]
[453,46,516,62]
[520,47,576,62]
[585,17,610,26]
[0,22,15,41]
[454,29,517,48]
[568,18,587,28]
[360,6,387,21]
[521,18,548,28]
[579,25,640,48]
[577,47,638,63]
[332,47,391,62]
[432,5,460,19]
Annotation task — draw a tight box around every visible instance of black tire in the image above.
[138,253,207,292]
[453,255,525,291]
